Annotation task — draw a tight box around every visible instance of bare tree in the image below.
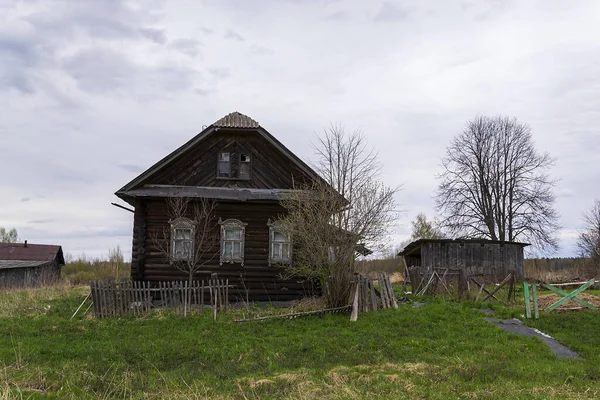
[577,199,600,261]
[409,213,444,241]
[436,115,560,252]
[152,196,219,284]
[0,227,19,243]
[280,125,399,307]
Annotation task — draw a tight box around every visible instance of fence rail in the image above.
[90,276,230,318]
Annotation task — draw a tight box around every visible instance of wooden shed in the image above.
[0,242,64,289]
[398,239,528,281]
[115,111,332,302]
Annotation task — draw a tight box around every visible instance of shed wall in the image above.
[419,242,524,281]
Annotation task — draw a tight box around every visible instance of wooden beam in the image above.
[111,202,134,213]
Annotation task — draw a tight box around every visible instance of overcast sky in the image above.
[1,0,599,260]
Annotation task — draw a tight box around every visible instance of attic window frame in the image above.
[216,151,252,181]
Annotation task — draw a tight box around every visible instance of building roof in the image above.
[116,111,327,199]
[0,243,65,265]
[0,260,51,271]
[213,111,260,128]
[398,238,530,257]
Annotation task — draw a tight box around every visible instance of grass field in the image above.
[0,286,599,399]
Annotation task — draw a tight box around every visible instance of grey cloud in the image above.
[224,29,244,41]
[1,0,165,96]
[325,10,349,21]
[62,48,197,96]
[20,197,30,203]
[373,2,411,22]
[195,88,210,96]
[169,38,202,57]
[28,219,55,224]
[249,44,274,55]
[208,68,230,79]
[140,27,167,44]
[198,27,214,35]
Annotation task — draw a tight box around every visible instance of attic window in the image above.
[218,153,230,178]
[217,151,251,180]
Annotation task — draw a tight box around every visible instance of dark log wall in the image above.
[132,199,315,301]
[147,129,313,189]
[418,242,524,281]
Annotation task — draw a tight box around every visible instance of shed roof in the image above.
[0,260,51,271]
[398,238,530,257]
[0,243,65,265]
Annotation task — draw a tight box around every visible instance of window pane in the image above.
[282,243,290,259]
[271,243,281,259]
[273,231,286,242]
[224,241,233,258]
[219,153,230,161]
[239,163,250,179]
[225,228,241,240]
[233,242,241,258]
[240,154,250,162]
[175,228,191,240]
[218,161,230,177]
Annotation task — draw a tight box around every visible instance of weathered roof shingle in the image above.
[212,112,260,128]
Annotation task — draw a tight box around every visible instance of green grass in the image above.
[0,288,599,399]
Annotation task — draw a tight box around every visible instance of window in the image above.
[239,153,251,179]
[268,219,292,265]
[170,218,195,261]
[216,151,251,179]
[218,152,230,178]
[218,218,247,265]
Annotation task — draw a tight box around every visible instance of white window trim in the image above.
[218,218,247,265]
[267,219,292,266]
[170,217,195,261]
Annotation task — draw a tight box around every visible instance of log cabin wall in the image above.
[419,241,524,281]
[133,198,315,301]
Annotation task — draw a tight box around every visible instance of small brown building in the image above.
[0,242,64,289]
[115,112,328,301]
[398,239,528,281]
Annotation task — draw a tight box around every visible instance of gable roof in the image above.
[0,243,65,265]
[116,111,325,196]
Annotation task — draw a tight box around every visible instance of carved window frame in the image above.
[170,217,195,261]
[218,218,247,265]
[267,219,292,266]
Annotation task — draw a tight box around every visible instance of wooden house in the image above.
[115,112,329,301]
[0,242,64,288]
[398,239,528,281]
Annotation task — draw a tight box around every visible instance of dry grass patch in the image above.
[0,285,88,318]
[537,293,600,310]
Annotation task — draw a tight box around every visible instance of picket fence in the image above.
[90,277,230,318]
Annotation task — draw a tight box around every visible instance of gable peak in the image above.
[212,112,260,129]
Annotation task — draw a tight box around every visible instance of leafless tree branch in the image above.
[435,115,560,253]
